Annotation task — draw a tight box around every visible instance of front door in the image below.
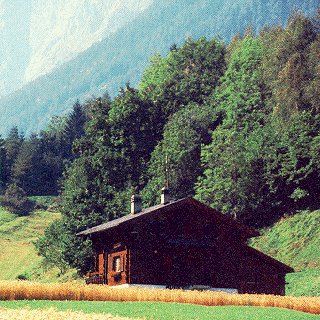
[107,249,127,286]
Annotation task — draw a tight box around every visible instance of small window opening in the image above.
[113,256,121,272]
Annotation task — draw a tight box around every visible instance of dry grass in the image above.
[0,307,137,320]
[0,280,319,315]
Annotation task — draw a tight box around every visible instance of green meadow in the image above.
[0,301,319,320]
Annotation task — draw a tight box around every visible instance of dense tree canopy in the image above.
[31,10,320,272]
[139,37,226,116]
[195,36,269,223]
[142,102,221,205]
[0,101,88,197]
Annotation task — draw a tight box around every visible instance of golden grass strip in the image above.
[0,280,319,315]
[0,307,138,320]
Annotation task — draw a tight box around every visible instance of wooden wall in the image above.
[89,202,288,295]
[129,240,286,294]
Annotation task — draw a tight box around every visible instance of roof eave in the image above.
[248,246,294,273]
[187,198,259,239]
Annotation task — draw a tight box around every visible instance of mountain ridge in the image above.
[25,0,153,82]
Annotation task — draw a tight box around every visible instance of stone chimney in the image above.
[161,187,170,205]
[131,194,142,214]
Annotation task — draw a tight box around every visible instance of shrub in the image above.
[16,273,30,281]
[0,184,34,215]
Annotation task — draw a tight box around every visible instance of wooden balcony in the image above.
[85,271,104,284]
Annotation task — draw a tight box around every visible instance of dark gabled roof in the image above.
[187,198,260,238]
[76,198,186,236]
[246,245,294,273]
[77,197,259,238]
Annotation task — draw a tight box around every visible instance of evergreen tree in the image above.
[1,183,33,215]
[0,136,6,193]
[63,100,88,160]
[37,100,88,195]
[11,134,42,195]
[4,126,24,185]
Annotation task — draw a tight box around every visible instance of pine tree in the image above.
[4,126,24,184]
[0,136,7,193]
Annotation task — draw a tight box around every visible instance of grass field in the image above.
[0,301,319,320]
[0,206,77,282]
[0,207,55,280]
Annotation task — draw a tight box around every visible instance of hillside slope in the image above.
[250,210,320,296]
[0,0,318,135]
[0,206,75,282]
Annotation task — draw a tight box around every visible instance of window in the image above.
[112,256,121,272]
[109,250,126,275]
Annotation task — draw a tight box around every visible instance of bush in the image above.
[28,196,60,211]
[0,184,34,215]
[16,273,30,281]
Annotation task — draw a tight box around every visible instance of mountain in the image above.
[0,0,152,98]
[0,0,32,97]
[0,0,318,135]
[25,0,152,83]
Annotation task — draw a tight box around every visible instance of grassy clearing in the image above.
[28,196,59,210]
[250,210,320,296]
[287,269,320,297]
[0,207,77,282]
[0,208,60,242]
[0,207,60,280]
[0,281,319,314]
[0,301,319,320]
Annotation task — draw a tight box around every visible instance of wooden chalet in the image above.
[77,189,294,295]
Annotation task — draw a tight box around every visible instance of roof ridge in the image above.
[76,197,257,239]
[76,197,188,236]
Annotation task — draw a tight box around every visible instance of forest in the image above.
[0,11,319,274]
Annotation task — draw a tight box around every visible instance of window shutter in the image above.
[120,255,124,272]
[98,253,104,274]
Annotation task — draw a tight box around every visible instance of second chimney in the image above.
[161,187,170,205]
[131,194,142,214]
